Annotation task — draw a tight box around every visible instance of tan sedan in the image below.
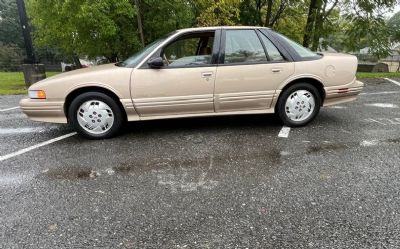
[20,26,363,139]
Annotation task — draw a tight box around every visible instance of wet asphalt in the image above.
[0,78,400,248]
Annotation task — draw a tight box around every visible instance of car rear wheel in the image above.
[276,83,321,127]
[68,92,124,139]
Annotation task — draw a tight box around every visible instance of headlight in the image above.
[29,90,46,99]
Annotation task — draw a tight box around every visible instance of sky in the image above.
[387,4,400,17]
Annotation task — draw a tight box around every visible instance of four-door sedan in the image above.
[20,26,363,139]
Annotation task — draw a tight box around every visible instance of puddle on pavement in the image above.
[38,168,97,180]
[386,137,400,143]
[308,136,400,154]
[307,143,348,154]
[114,148,283,175]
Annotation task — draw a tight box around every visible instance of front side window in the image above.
[120,31,177,67]
[162,32,215,67]
[224,30,268,64]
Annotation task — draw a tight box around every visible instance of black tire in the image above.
[68,92,124,139]
[276,83,322,127]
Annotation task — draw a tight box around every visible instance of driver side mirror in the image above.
[147,57,164,69]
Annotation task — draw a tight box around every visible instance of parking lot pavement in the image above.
[1,78,400,248]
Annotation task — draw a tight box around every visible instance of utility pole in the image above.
[16,0,35,63]
[16,0,46,86]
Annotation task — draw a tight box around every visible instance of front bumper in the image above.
[323,79,364,106]
[19,98,67,123]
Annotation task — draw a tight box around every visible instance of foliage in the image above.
[140,0,194,43]
[239,0,295,28]
[27,0,140,62]
[0,43,23,71]
[196,0,240,26]
[9,0,400,64]
[387,11,400,42]
[27,0,196,62]
[273,1,309,43]
[339,0,398,57]
[0,0,24,47]
[343,14,392,57]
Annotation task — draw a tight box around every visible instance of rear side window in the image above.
[224,30,268,64]
[273,32,320,59]
[259,34,285,61]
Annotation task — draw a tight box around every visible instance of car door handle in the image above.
[271,68,281,73]
[202,72,213,78]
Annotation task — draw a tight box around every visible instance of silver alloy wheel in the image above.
[284,90,315,122]
[77,100,114,135]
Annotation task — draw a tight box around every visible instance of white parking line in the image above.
[360,91,400,96]
[385,78,400,87]
[365,103,399,108]
[278,126,291,138]
[0,106,19,112]
[0,132,77,162]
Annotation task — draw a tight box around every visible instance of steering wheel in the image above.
[163,53,170,66]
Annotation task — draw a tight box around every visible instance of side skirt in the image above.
[137,108,274,121]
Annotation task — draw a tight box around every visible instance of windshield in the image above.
[273,32,320,59]
[118,31,176,67]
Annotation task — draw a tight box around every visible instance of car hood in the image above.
[29,63,134,100]
[38,63,120,83]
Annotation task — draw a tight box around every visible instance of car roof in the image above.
[176,26,269,33]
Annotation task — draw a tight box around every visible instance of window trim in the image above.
[261,29,322,62]
[257,29,294,62]
[218,28,293,67]
[255,30,271,61]
[139,29,221,69]
[256,30,287,63]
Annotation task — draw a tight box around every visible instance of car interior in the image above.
[162,32,215,67]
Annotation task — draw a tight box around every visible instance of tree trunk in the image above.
[311,9,323,51]
[134,0,145,47]
[303,0,320,48]
[269,0,288,28]
[73,55,82,69]
[265,0,273,27]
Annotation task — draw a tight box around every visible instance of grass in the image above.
[356,72,400,79]
[0,71,59,95]
[1,71,400,95]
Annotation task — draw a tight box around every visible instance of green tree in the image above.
[196,0,240,26]
[140,0,194,43]
[0,0,24,47]
[341,0,398,58]
[302,0,340,50]
[27,0,195,62]
[27,0,140,62]
[239,0,294,28]
[0,43,23,71]
[388,11,400,42]
[273,2,308,43]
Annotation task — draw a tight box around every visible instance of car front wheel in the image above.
[276,83,321,127]
[68,92,124,139]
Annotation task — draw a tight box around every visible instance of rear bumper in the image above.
[19,98,67,123]
[323,79,364,106]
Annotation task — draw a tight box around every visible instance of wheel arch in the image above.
[64,86,127,121]
[278,77,326,103]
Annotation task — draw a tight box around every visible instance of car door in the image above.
[131,30,219,117]
[214,29,295,112]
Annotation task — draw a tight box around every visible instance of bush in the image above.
[0,43,23,71]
